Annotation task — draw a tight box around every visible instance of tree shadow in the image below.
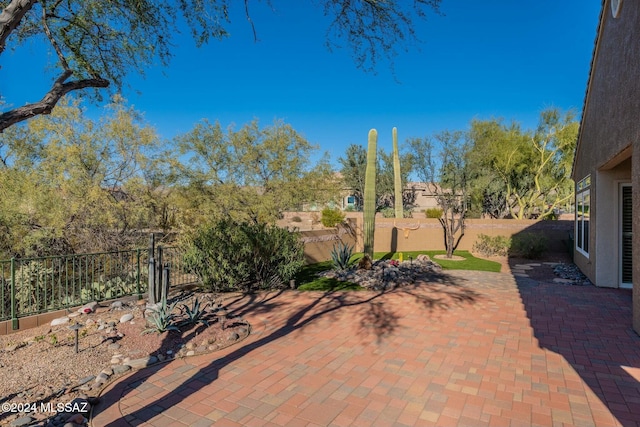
[509,228,640,426]
[93,270,480,426]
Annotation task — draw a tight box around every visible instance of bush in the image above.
[321,208,345,227]
[473,234,511,257]
[330,241,354,271]
[425,208,443,218]
[380,208,413,218]
[181,219,305,292]
[291,216,302,223]
[380,207,395,218]
[511,233,548,259]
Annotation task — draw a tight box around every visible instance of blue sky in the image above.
[1,1,601,166]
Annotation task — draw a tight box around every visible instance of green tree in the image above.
[0,96,162,256]
[408,131,470,258]
[338,143,414,211]
[0,0,441,131]
[468,108,578,219]
[175,118,338,225]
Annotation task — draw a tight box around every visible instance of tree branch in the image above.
[0,0,37,56]
[0,71,109,132]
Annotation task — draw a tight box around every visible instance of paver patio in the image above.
[91,269,640,426]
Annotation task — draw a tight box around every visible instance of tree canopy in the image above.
[467,108,578,219]
[174,119,338,225]
[338,142,414,211]
[0,0,441,131]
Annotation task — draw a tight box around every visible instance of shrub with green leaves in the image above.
[321,208,345,227]
[473,234,511,257]
[182,219,305,292]
[381,207,414,218]
[330,241,354,271]
[511,233,548,259]
[425,208,443,218]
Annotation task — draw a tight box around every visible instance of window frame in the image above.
[575,175,591,258]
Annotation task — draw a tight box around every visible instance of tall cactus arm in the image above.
[363,128,378,261]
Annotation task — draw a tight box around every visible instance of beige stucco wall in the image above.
[573,0,640,332]
[305,218,573,262]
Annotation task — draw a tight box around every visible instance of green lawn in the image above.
[295,250,500,291]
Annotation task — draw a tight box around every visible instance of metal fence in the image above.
[0,245,198,327]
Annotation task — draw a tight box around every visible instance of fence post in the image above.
[148,234,156,305]
[136,249,142,300]
[10,257,17,330]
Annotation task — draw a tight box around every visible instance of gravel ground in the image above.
[0,292,248,426]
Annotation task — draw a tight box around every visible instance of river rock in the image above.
[10,416,34,427]
[119,313,134,323]
[125,356,158,369]
[51,317,70,326]
[112,365,131,375]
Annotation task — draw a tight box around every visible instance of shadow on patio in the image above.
[511,243,640,426]
[92,269,481,426]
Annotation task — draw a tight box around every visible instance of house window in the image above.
[576,175,591,257]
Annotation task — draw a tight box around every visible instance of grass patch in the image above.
[294,250,500,291]
[354,250,501,272]
[294,261,364,291]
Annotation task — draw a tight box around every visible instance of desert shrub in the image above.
[181,219,305,292]
[473,234,511,257]
[425,208,443,218]
[380,207,395,218]
[330,241,354,271]
[380,208,413,218]
[321,208,345,227]
[511,233,548,259]
[291,216,302,223]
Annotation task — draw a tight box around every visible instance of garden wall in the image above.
[301,217,574,262]
[298,220,358,264]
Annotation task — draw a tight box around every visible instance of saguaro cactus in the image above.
[392,127,403,219]
[363,129,377,262]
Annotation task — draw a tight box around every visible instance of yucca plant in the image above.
[144,299,180,334]
[179,297,210,327]
[330,242,355,271]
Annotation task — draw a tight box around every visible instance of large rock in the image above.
[9,416,34,427]
[112,364,131,375]
[51,317,70,326]
[119,313,134,323]
[79,301,98,314]
[124,356,158,369]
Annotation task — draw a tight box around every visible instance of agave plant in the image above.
[330,242,355,271]
[179,297,210,327]
[143,299,180,334]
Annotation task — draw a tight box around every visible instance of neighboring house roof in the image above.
[572,1,606,180]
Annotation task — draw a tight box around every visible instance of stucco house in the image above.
[572,0,639,333]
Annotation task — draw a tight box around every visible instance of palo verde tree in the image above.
[174,118,338,226]
[408,130,471,259]
[0,96,162,257]
[468,108,578,219]
[0,0,441,132]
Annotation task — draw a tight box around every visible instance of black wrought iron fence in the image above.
[0,239,198,328]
